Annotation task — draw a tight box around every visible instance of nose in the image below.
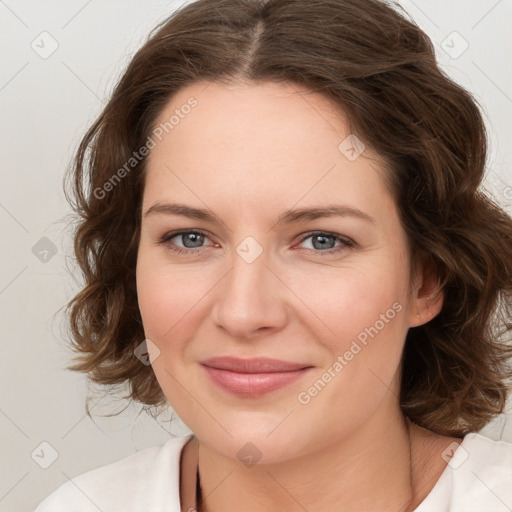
[212,242,288,340]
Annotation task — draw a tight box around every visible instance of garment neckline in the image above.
[176,432,479,511]
[412,433,479,510]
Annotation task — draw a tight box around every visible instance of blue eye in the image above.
[158,230,355,256]
[158,230,214,255]
[297,231,354,255]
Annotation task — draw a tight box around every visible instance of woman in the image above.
[34,0,512,510]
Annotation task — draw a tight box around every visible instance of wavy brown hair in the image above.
[63,0,512,437]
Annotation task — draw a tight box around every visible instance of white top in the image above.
[33,432,512,512]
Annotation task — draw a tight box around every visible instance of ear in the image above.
[409,255,444,328]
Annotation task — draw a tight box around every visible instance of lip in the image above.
[200,357,314,397]
[200,356,312,373]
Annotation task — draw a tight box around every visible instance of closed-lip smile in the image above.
[200,356,314,397]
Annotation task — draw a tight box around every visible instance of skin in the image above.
[136,80,461,512]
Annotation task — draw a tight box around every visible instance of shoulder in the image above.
[417,433,512,511]
[33,434,192,512]
[459,431,512,460]
[452,433,512,493]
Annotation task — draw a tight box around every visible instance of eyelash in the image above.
[157,229,355,256]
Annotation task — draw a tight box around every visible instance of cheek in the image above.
[136,269,185,338]
[135,254,218,355]
[135,258,205,404]
[305,258,408,354]
[292,259,409,432]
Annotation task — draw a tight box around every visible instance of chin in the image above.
[212,435,301,466]
[188,417,312,465]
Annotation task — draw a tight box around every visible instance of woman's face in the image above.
[136,80,426,463]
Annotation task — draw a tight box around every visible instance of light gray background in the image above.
[1,1,511,510]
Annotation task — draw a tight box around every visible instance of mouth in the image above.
[200,356,314,397]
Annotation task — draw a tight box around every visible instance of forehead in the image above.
[150,80,352,159]
[143,81,393,221]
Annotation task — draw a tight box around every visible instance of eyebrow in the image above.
[144,202,375,225]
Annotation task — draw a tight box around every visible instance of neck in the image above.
[190,406,421,512]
